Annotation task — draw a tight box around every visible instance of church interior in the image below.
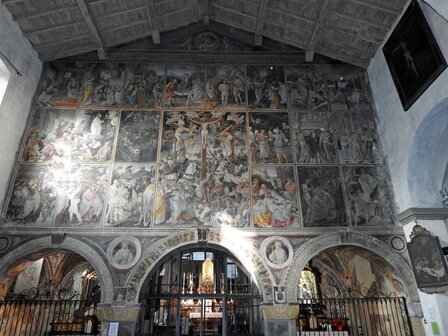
[0,0,448,335]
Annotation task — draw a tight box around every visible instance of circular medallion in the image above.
[390,236,406,251]
[194,32,219,50]
[107,236,141,270]
[261,236,293,269]
[0,236,10,252]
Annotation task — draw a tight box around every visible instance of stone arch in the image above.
[0,235,115,303]
[126,228,274,303]
[283,232,419,307]
[408,96,448,207]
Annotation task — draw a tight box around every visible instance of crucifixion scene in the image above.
[157,111,249,227]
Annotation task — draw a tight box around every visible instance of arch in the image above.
[408,96,448,207]
[0,235,115,303]
[126,228,274,303]
[283,232,420,310]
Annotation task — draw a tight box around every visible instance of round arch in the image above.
[0,235,115,303]
[126,228,274,303]
[283,232,419,307]
[408,96,448,207]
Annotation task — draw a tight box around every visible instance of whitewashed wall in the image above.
[0,4,42,209]
[368,0,448,211]
[368,2,448,335]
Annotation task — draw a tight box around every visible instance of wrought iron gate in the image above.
[0,299,99,336]
[297,297,412,336]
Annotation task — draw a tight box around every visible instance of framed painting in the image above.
[407,224,448,291]
[383,0,447,111]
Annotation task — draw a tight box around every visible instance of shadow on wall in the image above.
[408,97,448,207]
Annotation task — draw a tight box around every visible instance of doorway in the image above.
[137,248,263,336]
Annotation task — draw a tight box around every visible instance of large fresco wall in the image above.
[1,61,396,229]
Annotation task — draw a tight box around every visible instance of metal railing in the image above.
[0,299,99,336]
[297,297,412,336]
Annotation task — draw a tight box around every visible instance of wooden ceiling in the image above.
[3,0,409,67]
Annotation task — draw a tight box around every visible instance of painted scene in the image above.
[6,164,56,226]
[123,63,165,109]
[297,166,346,227]
[205,65,246,109]
[22,108,76,162]
[115,111,160,162]
[80,63,126,108]
[249,112,292,163]
[343,166,394,226]
[333,111,381,164]
[38,61,86,107]
[293,112,336,164]
[247,65,287,109]
[54,164,110,227]
[251,166,299,228]
[165,64,205,109]
[105,164,156,227]
[327,67,370,110]
[285,65,328,110]
[70,109,117,162]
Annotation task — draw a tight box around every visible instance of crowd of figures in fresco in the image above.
[2,61,395,228]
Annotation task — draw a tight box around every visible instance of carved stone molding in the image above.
[397,207,448,225]
[64,51,309,64]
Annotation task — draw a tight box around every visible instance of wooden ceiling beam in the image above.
[3,0,26,4]
[34,34,92,49]
[212,4,257,21]
[334,10,390,31]
[23,20,83,36]
[254,0,268,46]
[75,0,107,59]
[100,6,147,19]
[349,0,402,15]
[271,9,315,24]
[103,19,148,33]
[17,6,79,20]
[324,25,382,45]
[305,0,329,62]
[146,0,160,44]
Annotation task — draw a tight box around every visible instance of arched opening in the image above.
[0,250,101,336]
[136,245,263,336]
[293,246,411,335]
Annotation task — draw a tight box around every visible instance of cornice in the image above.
[397,207,448,225]
[60,50,334,65]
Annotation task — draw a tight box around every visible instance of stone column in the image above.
[262,304,299,336]
[96,303,141,336]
